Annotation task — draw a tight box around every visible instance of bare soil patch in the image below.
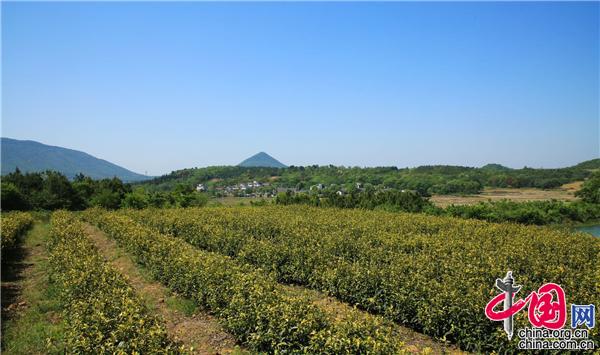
[431,183,581,207]
[1,244,30,327]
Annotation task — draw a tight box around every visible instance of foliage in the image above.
[275,189,432,213]
[170,184,209,207]
[274,188,600,226]
[575,171,600,204]
[0,211,33,250]
[139,159,600,195]
[127,206,600,353]
[1,169,207,212]
[82,209,405,354]
[439,200,600,225]
[10,170,85,210]
[89,189,122,209]
[275,189,600,226]
[1,182,29,210]
[122,189,150,209]
[47,211,176,353]
[0,170,125,211]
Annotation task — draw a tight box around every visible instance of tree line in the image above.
[141,159,599,196]
[2,168,598,226]
[1,169,207,211]
[275,188,431,213]
[275,173,600,225]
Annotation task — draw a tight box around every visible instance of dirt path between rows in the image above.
[1,225,38,349]
[1,234,31,331]
[82,223,242,354]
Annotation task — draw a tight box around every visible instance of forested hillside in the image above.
[141,159,600,195]
[1,138,150,181]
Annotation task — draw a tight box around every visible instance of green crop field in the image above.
[93,206,600,353]
[2,206,598,353]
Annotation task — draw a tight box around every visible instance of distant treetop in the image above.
[480,163,512,171]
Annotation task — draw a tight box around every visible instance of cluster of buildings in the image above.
[219,181,266,192]
[309,182,364,195]
[197,181,279,197]
[196,181,381,198]
[196,181,266,192]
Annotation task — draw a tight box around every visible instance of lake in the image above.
[575,224,600,237]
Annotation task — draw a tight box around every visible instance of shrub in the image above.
[48,211,176,353]
[126,206,600,352]
[83,209,404,354]
[1,211,33,250]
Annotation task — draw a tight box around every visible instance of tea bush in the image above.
[82,209,405,354]
[1,211,33,250]
[126,206,600,353]
[48,211,177,353]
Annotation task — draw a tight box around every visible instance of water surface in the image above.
[575,224,600,237]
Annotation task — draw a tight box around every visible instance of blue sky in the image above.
[2,2,598,175]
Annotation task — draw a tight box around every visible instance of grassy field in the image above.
[430,182,582,207]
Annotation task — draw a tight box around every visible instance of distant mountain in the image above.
[1,138,151,181]
[238,152,287,168]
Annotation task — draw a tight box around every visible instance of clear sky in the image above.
[2,2,598,176]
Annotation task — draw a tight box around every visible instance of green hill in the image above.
[1,138,151,181]
[573,158,600,170]
[141,158,596,195]
[480,163,512,171]
[238,152,287,168]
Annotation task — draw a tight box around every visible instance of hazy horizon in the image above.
[2,2,598,175]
